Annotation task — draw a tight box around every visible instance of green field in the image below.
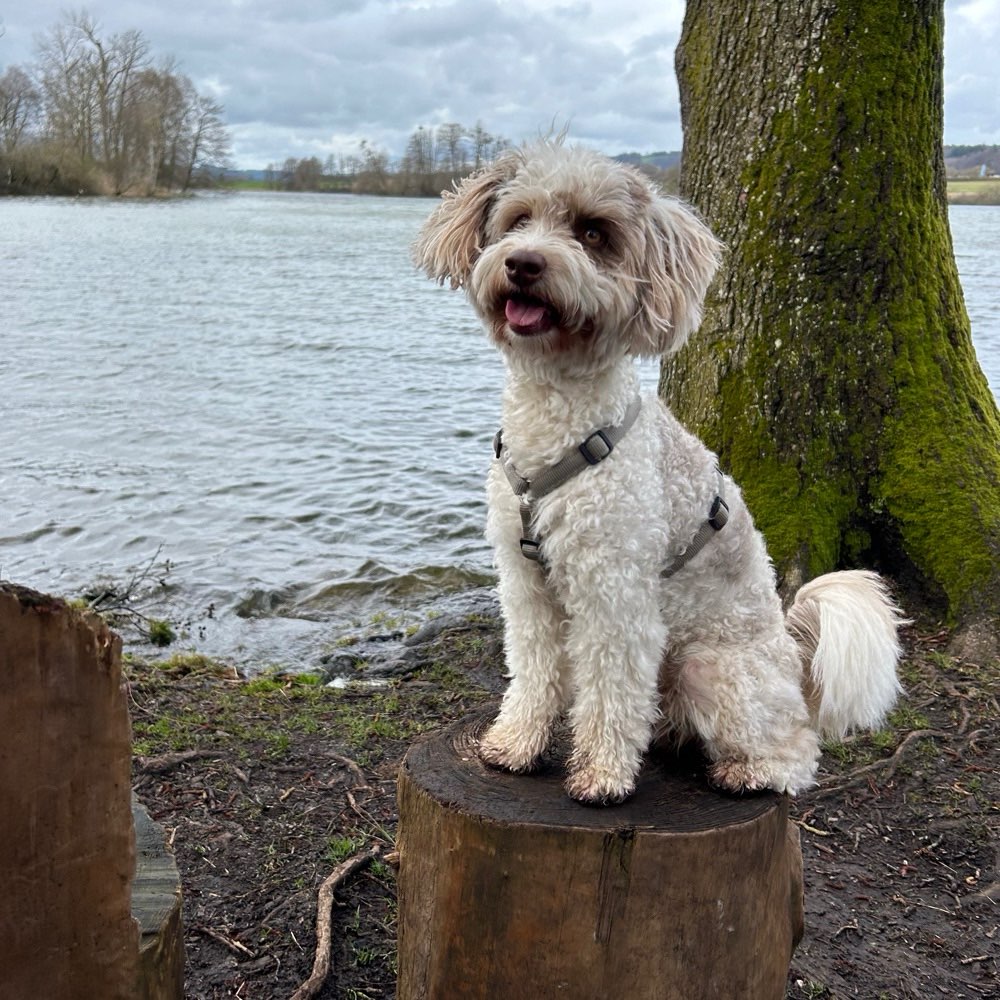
[947,178,1000,204]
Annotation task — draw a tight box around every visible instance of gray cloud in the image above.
[2,0,996,169]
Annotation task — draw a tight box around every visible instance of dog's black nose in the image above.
[505,250,547,287]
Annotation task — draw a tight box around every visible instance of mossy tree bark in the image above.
[665,0,1000,638]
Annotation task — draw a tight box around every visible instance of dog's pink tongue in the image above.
[505,298,547,328]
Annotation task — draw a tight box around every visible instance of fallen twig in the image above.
[196,924,256,958]
[136,748,226,774]
[834,918,861,938]
[793,818,834,837]
[289,843,381,1000]
[329,751,371,793]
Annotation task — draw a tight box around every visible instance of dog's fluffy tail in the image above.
[786,570,905,739]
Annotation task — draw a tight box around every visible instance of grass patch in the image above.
[886,704,931,731]
[127,649,487,762]
[326,834,365,864]
[947,178,1000,204]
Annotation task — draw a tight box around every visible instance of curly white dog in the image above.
[414,139,904,805]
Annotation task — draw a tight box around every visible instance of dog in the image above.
[413,139,904,805]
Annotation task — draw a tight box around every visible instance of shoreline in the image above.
[6,182,1000,205]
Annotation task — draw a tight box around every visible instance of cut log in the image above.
[397,713,803,1000]
[0,583,183,1000]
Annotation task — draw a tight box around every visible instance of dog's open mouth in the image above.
[504,294,557,336]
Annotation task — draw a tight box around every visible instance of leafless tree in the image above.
[17,10,230,194]
[435,122,467,174]
[0,66,41,153]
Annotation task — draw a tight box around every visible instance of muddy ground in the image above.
[128,609,999,1000]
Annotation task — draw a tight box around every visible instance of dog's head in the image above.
[413,140,721,371]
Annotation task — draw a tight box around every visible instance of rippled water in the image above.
[950,206,1000,399]
[2,194,997,668]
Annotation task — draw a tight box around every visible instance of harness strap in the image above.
[493,396,643,562]
[660,469,729,579]
[492,401,729,577]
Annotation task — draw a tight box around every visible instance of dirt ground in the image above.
[128,610,999,1000]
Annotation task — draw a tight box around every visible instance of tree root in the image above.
[289,843,382,1000]
[816,729,948,798]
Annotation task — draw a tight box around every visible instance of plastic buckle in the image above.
[579,430,613,465]
[493,430,504,459]
[708,496,730,531]
[519,538,543,561]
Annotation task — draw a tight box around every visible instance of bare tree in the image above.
[75,15,149,191]
[27,11,230,194]
[400,125,437,194]
[469,120,493,171]
[0,67,41,152]
[355,139,389,193]
[436,122,467,174]
[180,92,230,189]
[35,15,101,166]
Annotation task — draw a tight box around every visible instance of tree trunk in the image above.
[397,714,803,1000]
[666,0,1000,642]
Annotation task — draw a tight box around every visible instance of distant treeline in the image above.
[261,125,680,197]
[262,123,513,197]
[943,144,1000,178]
[0,12,231,196]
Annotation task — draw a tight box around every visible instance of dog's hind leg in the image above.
[671,639,821,795]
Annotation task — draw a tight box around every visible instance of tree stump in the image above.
[0,583,183,1000]
[397,713,803,1000]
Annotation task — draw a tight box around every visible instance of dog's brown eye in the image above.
[579,221,608,249]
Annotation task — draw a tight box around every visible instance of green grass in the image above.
[326,834,365,864]
[128,648,482,763]
[947,178,1000,203]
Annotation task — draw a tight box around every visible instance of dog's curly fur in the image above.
[414,140,904,805]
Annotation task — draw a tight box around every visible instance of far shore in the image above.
[947,178,1000,205]
[6,178,1000,205]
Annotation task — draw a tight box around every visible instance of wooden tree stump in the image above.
[397,714,803,1000]
[0,583,183,1000]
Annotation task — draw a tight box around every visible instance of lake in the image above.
[2,194,998,670]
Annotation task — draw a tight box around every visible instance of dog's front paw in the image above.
[564,765,635,806]
[478,722,546,774]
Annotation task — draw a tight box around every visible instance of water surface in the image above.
[2,194,997,668]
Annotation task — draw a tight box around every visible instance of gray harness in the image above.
[492,397,729,578]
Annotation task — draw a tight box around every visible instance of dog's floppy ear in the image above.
[628,193,723,357]
[412,153,520,289]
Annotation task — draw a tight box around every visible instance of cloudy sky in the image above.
[2,1,998,170]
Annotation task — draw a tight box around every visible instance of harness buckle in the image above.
[519,537,543,561]
[579,429,613,465]
[708,495,729,531]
